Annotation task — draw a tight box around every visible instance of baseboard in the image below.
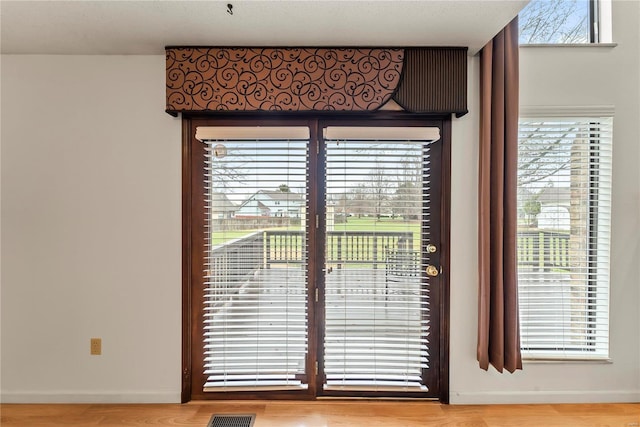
[449,389,640,405]
[3,389,638,405]
[0,391,181,404]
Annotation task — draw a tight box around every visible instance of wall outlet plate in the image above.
[90,338,102,355]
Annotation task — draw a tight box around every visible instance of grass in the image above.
[212,217,421,247]
[335,217,420,233]
[211,227,287,246]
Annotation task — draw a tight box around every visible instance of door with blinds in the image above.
[198,125,311,393]
[187,118,446,400]
[320,124,442,397]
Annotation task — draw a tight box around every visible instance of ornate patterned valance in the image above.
[166,47,467,116]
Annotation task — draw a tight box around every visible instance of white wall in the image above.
[449,0,640,404]
[0,51,3,398]
[636,1,640,390]
[0,56,182,402]
[1,1,638,405]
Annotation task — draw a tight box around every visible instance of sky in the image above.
[209,139,430,205]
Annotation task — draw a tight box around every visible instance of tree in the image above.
[369,163,392,219]
[278,184,291,193]
[349,184,372,218]
[394,181,421,220]
[519,0,589,44]
[210,160,247,191]
[517,123,579,187]
[394,154,422,220]
[335,192,350,215]
[522,198,541,228]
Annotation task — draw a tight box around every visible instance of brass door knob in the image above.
[426,244,437,253]
[426,265,439,277]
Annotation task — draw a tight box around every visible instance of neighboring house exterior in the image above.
[536,187,570,231]
[518,186,571,231]
[235,190,304,217]
[210,192,236,219]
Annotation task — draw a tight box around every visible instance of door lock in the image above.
[426,265,439,277]
[426,244,437,253]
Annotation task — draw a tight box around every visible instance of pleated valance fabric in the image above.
[166,47,467,116]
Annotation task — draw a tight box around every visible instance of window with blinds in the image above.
[322,126,439,391]
[517,117,612,359]
[200,126,310,390]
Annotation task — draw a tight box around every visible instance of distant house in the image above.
[536,187,570,231]
[536,187,570,208]
[235,190,304,218]
[210,192,237,219]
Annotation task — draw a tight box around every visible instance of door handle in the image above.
[426,265,439,277]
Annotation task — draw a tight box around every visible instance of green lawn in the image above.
[211,225,288,246]
[339,217,395,229]
[212,217,421,247]
[335,217,420,233]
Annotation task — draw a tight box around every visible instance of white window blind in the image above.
[322,127,438,391]
[517,117,612,360]
[201,126,310,390]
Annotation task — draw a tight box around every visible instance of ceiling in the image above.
[0,0,528,55]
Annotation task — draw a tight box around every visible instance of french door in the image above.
[183,116,449,401]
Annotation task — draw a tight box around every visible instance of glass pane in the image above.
[519,0,590,44]
[517,119,612,359]
[323,127,438,391]
[201,127,310,390]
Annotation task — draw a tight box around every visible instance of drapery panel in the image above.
[477,17,523,373]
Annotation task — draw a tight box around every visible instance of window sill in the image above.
[522,357,612,364]
[520,43,617,48]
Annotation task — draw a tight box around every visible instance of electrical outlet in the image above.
[90,338,102,355]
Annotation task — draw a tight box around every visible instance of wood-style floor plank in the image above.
[1,401,638,427]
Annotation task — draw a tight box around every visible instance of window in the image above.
[517,116,612,359]
[519,0,612,44]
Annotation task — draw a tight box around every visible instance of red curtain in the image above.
[477,17,523,373]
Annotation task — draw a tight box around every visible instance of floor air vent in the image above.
[207,414,256,427]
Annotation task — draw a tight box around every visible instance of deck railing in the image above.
[517,230,569,271]
[207,230,417,307]
[209,230,570,279]
[209,230,414,279]
[265,230,414,269]
[207,231,264,284]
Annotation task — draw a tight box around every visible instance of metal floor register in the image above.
[207,414,256,427]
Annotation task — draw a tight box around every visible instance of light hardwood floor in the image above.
[1,401,638,426]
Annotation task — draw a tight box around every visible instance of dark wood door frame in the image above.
[181,113,451,403]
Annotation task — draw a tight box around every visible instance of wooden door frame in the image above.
[181,112,451,403]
